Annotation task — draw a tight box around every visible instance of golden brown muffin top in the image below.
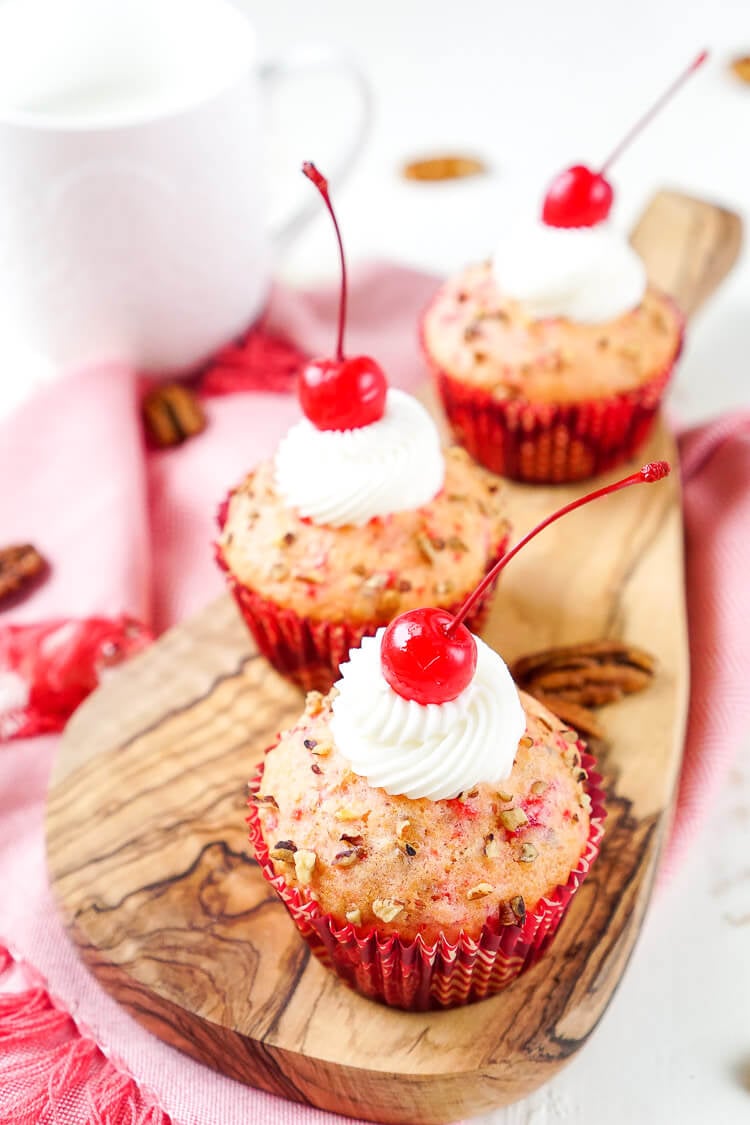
[218,448,509,625]
[422,262,682,403]
[254,689,595,944]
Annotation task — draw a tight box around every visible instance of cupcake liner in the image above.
[422,309,685,483]
[248,747,606,1011]
[215,526,509,694]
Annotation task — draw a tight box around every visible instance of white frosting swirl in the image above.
[492,220,646,323]
[330,629,526,801]
[274,389,445,528]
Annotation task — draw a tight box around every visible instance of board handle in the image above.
[629,189,742,319]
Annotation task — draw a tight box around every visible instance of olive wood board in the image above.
[46,190,740,1125]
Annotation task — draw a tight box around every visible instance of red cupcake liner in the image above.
[215,519,509,694]
[422,311,684,483]
[247,747,606,1011]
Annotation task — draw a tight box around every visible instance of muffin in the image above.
[216,162,511,691]
[422,221,683,483]
[216,389,510,692]
[248,628,605,1010]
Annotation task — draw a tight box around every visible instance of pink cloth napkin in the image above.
[0,262,749,1123]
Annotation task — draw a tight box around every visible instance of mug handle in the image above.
[259,44,372,247]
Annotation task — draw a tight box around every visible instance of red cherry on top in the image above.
[299,162,387,431]
[381,608,477,705]
[542,165,613,229]
[542,51,708,229]
[381,461,672,704]
[299,354,387,432]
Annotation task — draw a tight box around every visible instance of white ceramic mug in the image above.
[0,0,370,373]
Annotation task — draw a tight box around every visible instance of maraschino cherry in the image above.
[381,462,671,704]
[299,162,387,431]
[542,51,708,229]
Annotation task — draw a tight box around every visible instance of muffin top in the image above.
[422,262,682,403]
[253,688,593,943]
[218,446,509,624]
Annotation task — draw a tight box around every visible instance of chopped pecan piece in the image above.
[310,740,332,757]
[517,843,538,863]
[378,588,401,616]
[372,898,404,923]
[467,882,494,900]
[304,691,324,717]
[268,562,289,581]
[253,793,279,809]
[415,532,440,565]
[498,901,518,926]
[293,849,316,885]
[510,895,526,923]
[562,745,581,767]
[333,847,364,867]
[499,807,528,832]
[335,806,370,822]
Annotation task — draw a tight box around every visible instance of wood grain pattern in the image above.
[629,189,742,317]
[45,192,739,1125]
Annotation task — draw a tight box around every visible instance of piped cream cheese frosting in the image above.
[274,388,445,528]
[330,628,526,801]
[492,220,646,323]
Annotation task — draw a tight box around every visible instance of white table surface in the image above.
[2,1,749,1123]
[246,3,750,1124]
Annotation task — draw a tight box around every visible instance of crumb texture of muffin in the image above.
[218,446,509,626]
[254,689,592,944]
[422,262,682,403]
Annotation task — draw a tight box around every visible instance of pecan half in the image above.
[511,639,656,727]
[0,543,46,604]
[402,154,487,182]
[142,383,206,447]
[730,56,750,84]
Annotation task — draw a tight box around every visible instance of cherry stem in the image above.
[447,462,671,636]
[599,51,708,175]
[302,161,347,361]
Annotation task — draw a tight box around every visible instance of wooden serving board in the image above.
[46,191,741,1125]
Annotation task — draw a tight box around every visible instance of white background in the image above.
[1,1,748,1123]
[241,3,750,1124]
